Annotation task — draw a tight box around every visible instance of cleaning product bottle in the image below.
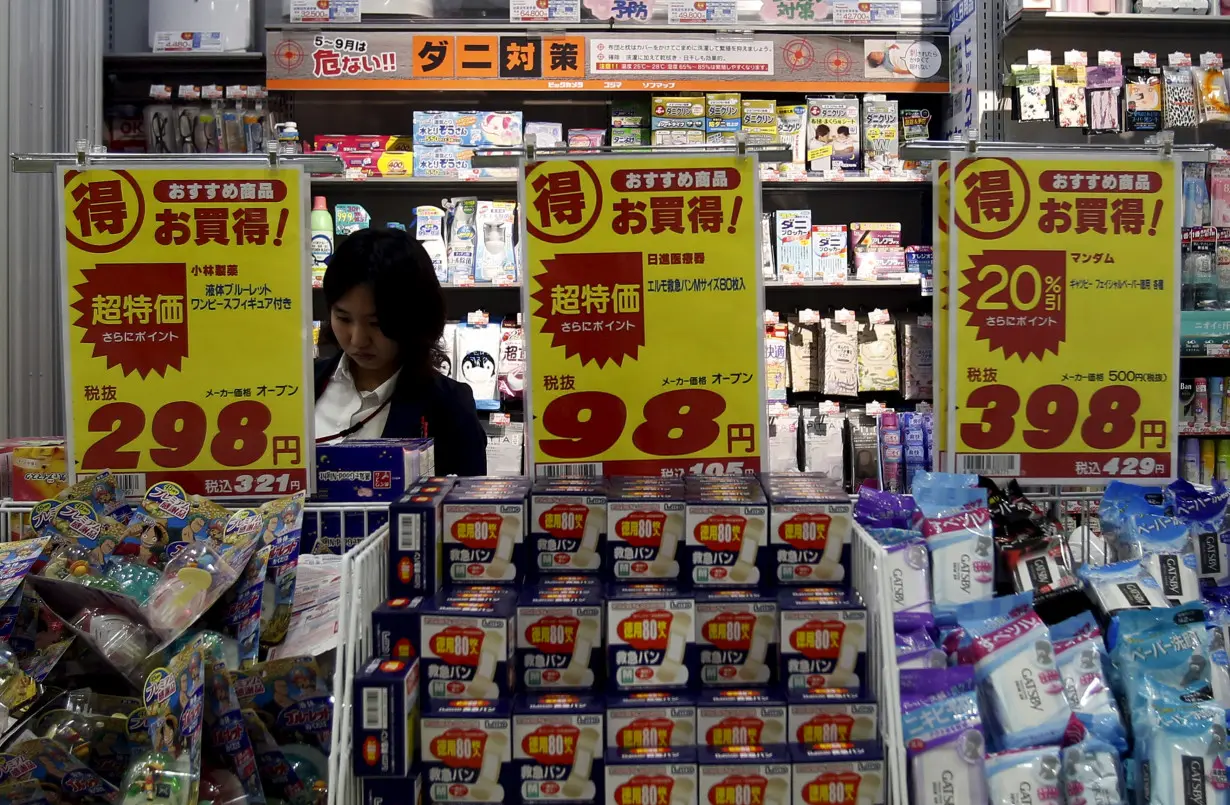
[277,121,302,155]
[310,197,333,288]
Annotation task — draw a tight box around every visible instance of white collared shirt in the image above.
[314,357,401,443]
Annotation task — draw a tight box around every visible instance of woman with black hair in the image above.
[313,228,487,476]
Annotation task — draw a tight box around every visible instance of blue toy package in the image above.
[900,666,988,804]
[985,747,1064,805]
[1051,612,1128,753]
[1077,558,1170,637]
[951,592,1072,750]
[1111,602,1213,718]
[1168,478,1230,585]
[1060,739,1127,805]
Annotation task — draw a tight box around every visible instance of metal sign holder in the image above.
[10,139,346,174]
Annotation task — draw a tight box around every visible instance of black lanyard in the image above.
[315,374,394,444]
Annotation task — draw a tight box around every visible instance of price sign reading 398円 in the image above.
[524,155,765,477]
[60,167,313,497]
[950,156,1179,482]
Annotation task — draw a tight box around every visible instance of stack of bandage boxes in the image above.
[356,473,884,805]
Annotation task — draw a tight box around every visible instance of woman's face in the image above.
[331,283,399,373]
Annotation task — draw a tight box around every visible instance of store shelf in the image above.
[266,19,947,34]
[1180,424,1230,436]
[310,175,930,187]
[1003,10,1230,36]
[103,51,266,73]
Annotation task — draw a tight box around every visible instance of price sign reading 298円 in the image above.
[523,155,765,477]
[59,167,313,497]
[950,156,1179,482]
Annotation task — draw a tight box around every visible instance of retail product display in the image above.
[126,84,277,156]
[0,473,325,804]
[766,213,927,286]
[362,472,879,804]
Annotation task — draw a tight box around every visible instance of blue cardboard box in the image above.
[388,478,456,598]
[352,657,420,778]
[315,440,430,503]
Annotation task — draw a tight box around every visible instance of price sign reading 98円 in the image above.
[523,155,765,477]
[60,166,313,497]
[950,157,1179,482]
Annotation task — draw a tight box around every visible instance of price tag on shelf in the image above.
[467,310,490,327]
[1133,51,1158,68]
[1168,52,1192,67]
[58,166,312,497]
[868,308,892,324]
[1064,50,1088,67]
[798,309,821,325]
[947,155,1178,482]
[1098,51,1122,67]
[1027,50,1053,67]
[834,308,857,325]
[525,154,763,477]
[490,413,512,427]
[817,400,842,416]
[764,310,780,326]
[1201,52,1225,69]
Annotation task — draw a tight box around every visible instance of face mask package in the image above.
[446,197,478,284]
[1053,64,1088,128]
[857,320,900,393]
[900,666,988,805]
[952,592,1072,750]
[1012,65,1055,122]
[902,321,934,400]
[1085,64,1124,133]
[474,201,517,284]
[1061,740,1127,805]
[802,410,845,479]
[498,322,525,400]
[1125,67,1163,131]
[1194,66,1230,124]
[821,320,859,397]
[787,318,820,393]
[985,747,1064,805]
[1051,612,1128,753]
[414,205,448,283]
[456,321,502,407]
[1163,66,1198,128]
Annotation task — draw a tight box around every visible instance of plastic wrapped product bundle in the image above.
[1204,594,1230,709]
[985,747,1063,805]
[921,506,994,618]
[1110,602,1213,719]
[951,592,1072,751]
[1077,558,1170,642]
[1139,700,1227,805]
[1096,481,1165,552]
[896,627,945,669]
[1050,612,1127,753]
[1116,513,1201,605]
[1061,739,1127,805]
[1166,478,1230,585]
[900,666,988,805]
[868,527,932,631]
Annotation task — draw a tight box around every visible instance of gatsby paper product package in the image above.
[778,588,868,695]
[683,477,770,587]
[787,695,878,743]
[789,743,885,805]
[513,694,605,801]
[705,93,742,132]
[696,688,786,746]
[441,477,530,584]
[807,97,860,172]
[419,588,517,700]
[606,584,697,690]
[697,745,792,805]
[516,584,604,690]
[605,477,687,581]
[474,201,517,284]
[388,478,455,598]
[529,478,607,575]
[763,474,852,585]
[605,690,697,749]
[775,210,813,282]
[421,698,513,802]
[351,657,420,778]
[604,747,699,805]
[652,96,706,130]
[695,590,778,686]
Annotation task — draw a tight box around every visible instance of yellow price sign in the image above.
[60,166,312,497]
[523,155,764,477]
[949,156,1178,481]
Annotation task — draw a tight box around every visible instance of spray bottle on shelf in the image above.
[311,197,334,288]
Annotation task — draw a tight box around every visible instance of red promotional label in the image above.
[451,513,503,550]
[779,513,832,551]
[709,775,768,805]
[522,724,580,765]
[617,718,674,749]
[617,610,673,650]
[694,515,747,551]
[539,504,589,540]
[429,626,485,665]
[798,713,856,744]
[705,717,765,747]
[959,249,1067,361]
[70,262,191,378]
[802,772,862,805]
[611,167,742,192]
[790,620,845,660]
[614,776,675,805]
[529,251,646,368]
[702,612,755,651]
[615,511,666,548]
[430,728,488,769]
[525,615,579,653]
